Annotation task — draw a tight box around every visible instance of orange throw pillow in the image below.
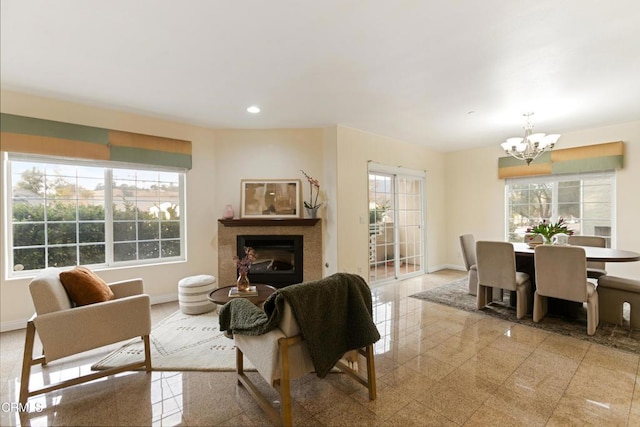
[59,266,115,306]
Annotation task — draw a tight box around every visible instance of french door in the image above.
[368,164,425,284]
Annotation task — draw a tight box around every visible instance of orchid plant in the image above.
[300,170,322,210]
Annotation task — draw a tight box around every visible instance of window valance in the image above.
[498,141,624,179]
[0,113,192,170]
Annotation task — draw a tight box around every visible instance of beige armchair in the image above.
[459,234,478,295]
[220,273,379,426]
[20,268,152,405]
[534,245,599,335]
[476,241,531,319]
[568,235,608,279]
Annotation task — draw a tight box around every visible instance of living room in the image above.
[2,1,640,426]
[2,91,639,329]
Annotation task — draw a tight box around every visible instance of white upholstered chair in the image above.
[476,241,531,319]
[220,273,378,426]
[459,234,479,295]
[534,245,599,335]
[20,268,152,405]
[568,235,608,279]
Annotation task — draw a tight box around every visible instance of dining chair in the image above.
[476,241,531,319]
[459,234,478,295]
[534,245,599,335]
[568,235,608,279]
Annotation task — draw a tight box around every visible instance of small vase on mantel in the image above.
[237,272,250,292]
[222,204,235,219]
[305,207,318,219]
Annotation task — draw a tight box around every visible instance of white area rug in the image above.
[92,309,255,371]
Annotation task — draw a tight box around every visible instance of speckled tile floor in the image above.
[2,269,639,426]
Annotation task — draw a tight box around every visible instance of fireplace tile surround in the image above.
[217,219,322,287]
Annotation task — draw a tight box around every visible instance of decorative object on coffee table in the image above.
[228,285,258,297]
[209,284,276,306]
[236,272,250,292]
[233,246,256,292]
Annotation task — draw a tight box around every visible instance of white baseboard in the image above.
[0,319,27,333]
[1,293,180,333]
[427,264,466,273]
[151,293,179,305]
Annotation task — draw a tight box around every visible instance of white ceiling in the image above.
[2,1,639,152]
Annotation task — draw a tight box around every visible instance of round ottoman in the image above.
[178,275,217,314]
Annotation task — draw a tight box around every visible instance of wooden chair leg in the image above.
[235,337,300,427]
[143,335,152,372]
[236,347,244,385]
[19,321,37,406]
[279,337,293,427]
[365,344,376,401]
[20,329,151,406]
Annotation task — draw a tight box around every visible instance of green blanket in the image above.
[219,273,380,378]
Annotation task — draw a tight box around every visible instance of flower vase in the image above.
[222,204,235,219]
[237,272,250,292]
[305,207,318,219]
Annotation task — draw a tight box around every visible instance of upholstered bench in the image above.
[178,275,217,314]
[597,275,640,329]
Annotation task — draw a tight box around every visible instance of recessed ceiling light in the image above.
[247,105,260,114]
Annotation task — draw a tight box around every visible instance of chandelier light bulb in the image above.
[501,112,560,165]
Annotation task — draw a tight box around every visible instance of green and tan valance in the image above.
[0,113,192,170]
[498,141,624,179]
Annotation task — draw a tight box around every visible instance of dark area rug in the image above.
[410,278,640,354]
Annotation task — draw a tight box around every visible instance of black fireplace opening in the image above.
[237,235,303,288]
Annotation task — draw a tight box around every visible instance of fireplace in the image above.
[217,218,321,288]
[237,235,303,288]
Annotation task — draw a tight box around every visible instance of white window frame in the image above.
[368,162,427,284]
[504,171,616,247]
[4,153,187,278]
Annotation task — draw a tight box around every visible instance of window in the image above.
[505,172,615,247]
[7,155,185,275]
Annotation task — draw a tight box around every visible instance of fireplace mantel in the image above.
[218,218,320,227]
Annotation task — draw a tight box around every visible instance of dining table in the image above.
[511,242,640,317]
[512,242,640,262]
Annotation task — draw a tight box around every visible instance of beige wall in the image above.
[1,91,218,330]
[322,127,339,275]
[445,120,640,280]
[212,128,325,218]
[335,126,447,277]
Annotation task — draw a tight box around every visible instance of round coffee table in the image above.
[208,284,277,306]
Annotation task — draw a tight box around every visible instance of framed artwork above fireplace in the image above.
[240,179,301,218]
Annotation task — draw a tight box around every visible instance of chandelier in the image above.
[500,112,560,165]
